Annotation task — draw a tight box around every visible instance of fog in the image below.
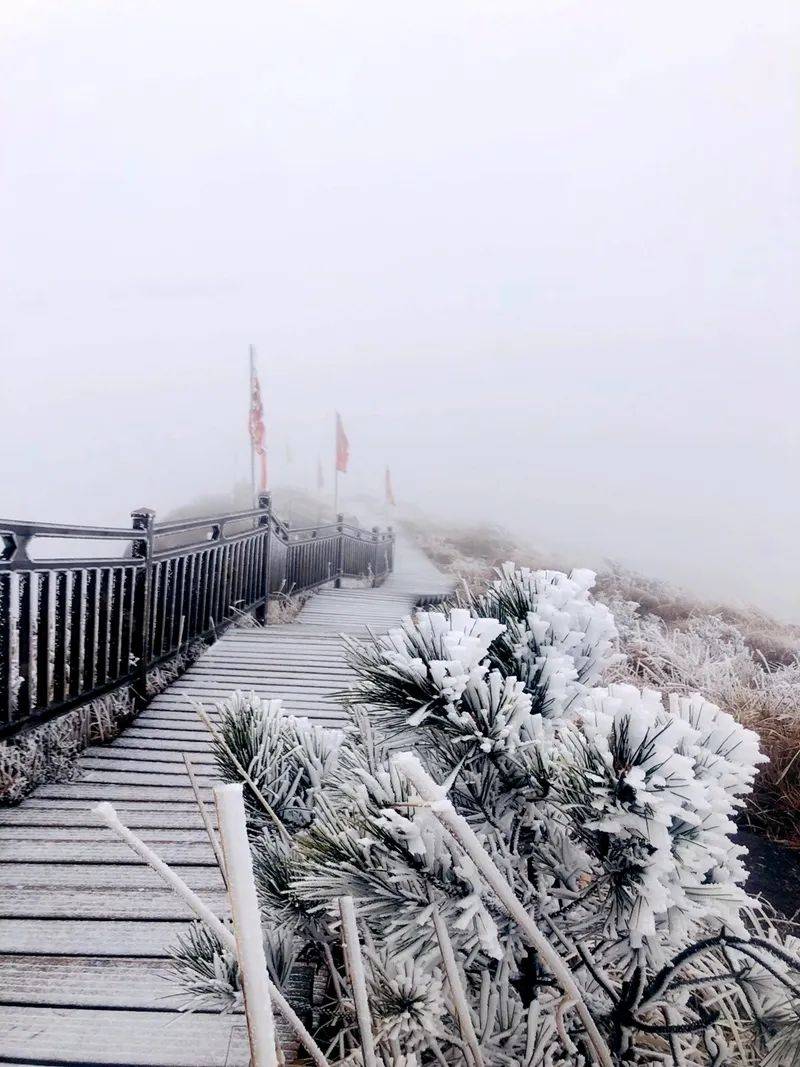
[2,2,799,617]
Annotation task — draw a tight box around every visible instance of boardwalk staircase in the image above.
[0,500,451,1066]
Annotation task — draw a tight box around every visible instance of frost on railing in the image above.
[0,493,394,741]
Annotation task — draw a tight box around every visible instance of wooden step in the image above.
[0,839,217,865]
[0,955,198,1011]
[0,537,450,1063]
[0,1005,249,1065]
[0,887,229,920]
[0,918,193,956]
[0,863,223,889]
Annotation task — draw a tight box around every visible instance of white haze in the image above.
[1,2,799,617]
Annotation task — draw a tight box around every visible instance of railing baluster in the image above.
[192,551,206,642]
[242,538,251,608]
[248,533,259,607]
[223,543,234,620]
[83,569,98,692]
[35,572,51,710]
[149,560,162,659]
[106,569,118,682]
[0,572,13,725]
[75,570,87,697]
[119,566,134,675]
[208,545,221,630]
[165,557,177,653]
[168,556,182,652]
[67,571,83,701]
[232,541,243,614]
[96,568,111,686]
[241,537,252,611]
[149,562,161,660]
[183,553,196,647]
[17,573,33,719]
[52,570,68,705]
[110,568,125,682]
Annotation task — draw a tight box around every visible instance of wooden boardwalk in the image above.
[0,540,450,1066]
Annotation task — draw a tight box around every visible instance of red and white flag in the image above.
[335,412,349,473]
[248,347,267,491]
[385,466,396,506]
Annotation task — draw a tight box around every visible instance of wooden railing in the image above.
[0,493,394,740]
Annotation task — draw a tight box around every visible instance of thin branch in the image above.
[195,703,292,845]
[183,752,227,888]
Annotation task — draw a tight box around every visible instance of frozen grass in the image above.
[407,518,800,841]
[230,589,311,628]
[0,640,207,805]
[0,688,135,804]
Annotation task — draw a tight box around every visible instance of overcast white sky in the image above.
[1,1,799,616]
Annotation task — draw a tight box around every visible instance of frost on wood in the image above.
[214,783,278,1067]
[167,564,800,1066]
[95,800,329,1067]
[338,896,377,1067]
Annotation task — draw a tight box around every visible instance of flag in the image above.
[248,347,267,491]
[385,466,396,506]
[317,457,325,490]
[335,412,349,473]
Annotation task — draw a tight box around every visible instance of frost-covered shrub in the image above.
[549,684,765,959]
[210,690,339,828]
[174,564,800,1066]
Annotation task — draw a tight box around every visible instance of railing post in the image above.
[371,526,379,586]
[334,513,344,589]
[130,507,155,707]
[255,492,271,625]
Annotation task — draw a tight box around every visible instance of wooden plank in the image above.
[162,676,352,691]
[0,840,217,865]
[17,797,207,812]
[29,783,213,802]
[0,808,211,828]
[186,662,357,675]
[0,826,210,843]
[0,864,223,890]
[126,715,344,735]
[0,1005,249,1065]
[77,761,218,779]
[0,954,213,1011]
[0,918,193,956]
[79,752,217,769]
[0,886,230,919]
[110,736,214,753]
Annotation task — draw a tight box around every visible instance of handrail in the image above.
[0,494,394,740]
[152,506,267,536]
[0,520,142,541]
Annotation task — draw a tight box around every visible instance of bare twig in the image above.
[183,753,227,888]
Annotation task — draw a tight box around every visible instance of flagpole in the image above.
[333,412,338,517]
[249,346,256,507]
